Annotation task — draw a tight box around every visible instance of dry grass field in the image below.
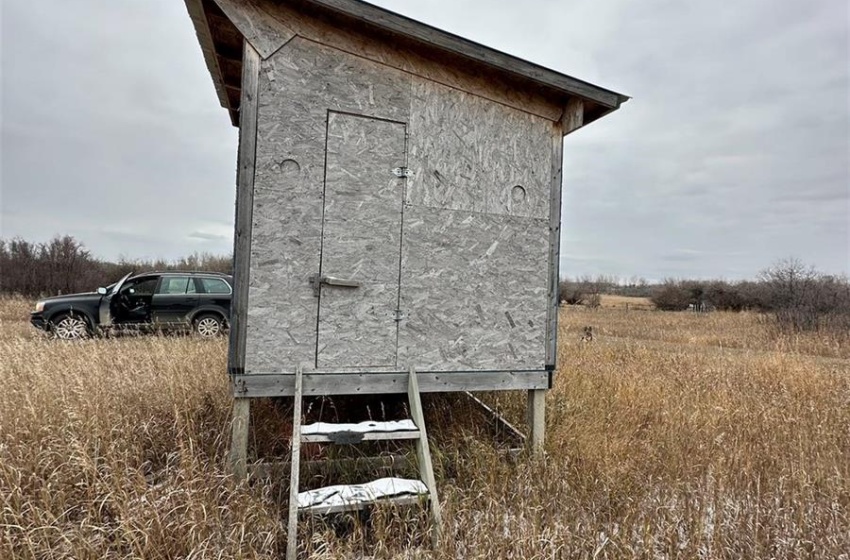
[1,295,848,559]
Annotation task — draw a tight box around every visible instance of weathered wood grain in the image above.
[231,370,549,397]
[546,98,582,367]
[408,366,442,545]
[227,41,260,376]
[526,389,546,453]
[213,0,296,59]
[545,124,564,370]
[228,397,251,479]
[561,96,585,136]
[286,365,303,560]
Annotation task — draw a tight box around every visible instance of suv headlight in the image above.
[35,301,45,312]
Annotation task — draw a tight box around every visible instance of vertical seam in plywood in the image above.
[313,109,333,368]
[393,121,410,368]
[396,74,414,368]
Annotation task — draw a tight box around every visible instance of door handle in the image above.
[322,276,360,288]
[309,274,361,297]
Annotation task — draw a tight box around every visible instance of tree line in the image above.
[0,236,231,297]
[560,258,850,334]
[3,235,847,335]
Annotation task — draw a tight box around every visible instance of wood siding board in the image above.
[244,38,412,374]
[316,113,407,368]
[407,78,550,218]
[398,207,549,371]
[227,41,260,378]
[545,126,564,369]
[233,371,550,396]
[300,0,624,108]
[545,99,582,368]
[213,0,297,59]
[561,98,585,136]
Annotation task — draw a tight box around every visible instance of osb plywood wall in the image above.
[240,3,561,374]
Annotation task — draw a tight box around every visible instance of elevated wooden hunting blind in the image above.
[184,0,627,453]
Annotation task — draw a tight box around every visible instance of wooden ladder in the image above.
[286,365,442,560]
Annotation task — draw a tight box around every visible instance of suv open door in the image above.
[98,272,132,327]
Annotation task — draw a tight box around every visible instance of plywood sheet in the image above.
[243,35,555,377]
[316,113,406,369]
[213,0,296,59]
[260,1,563,121]
[397,207,549,371]
[244,38,411,373]
[407,78,552,219]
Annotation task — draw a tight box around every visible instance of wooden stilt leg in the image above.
[229,397,251,479]
[526,389,546,454]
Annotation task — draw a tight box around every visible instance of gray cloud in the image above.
[188,230,229,241]
[2,0,847,280]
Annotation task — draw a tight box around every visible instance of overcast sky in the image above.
[2,0,848,280]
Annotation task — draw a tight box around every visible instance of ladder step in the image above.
[301,420,420,443]
[297,477,429,515]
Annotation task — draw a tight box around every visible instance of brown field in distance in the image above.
[1,295,848,559]
[597,294,655,310]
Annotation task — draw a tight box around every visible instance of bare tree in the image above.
[759,258,850,333]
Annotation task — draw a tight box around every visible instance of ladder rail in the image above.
[408,365,442,546]
[286,364,441,557]
[286,365,303,560]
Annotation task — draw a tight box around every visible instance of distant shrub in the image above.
[759,258,850,334]
[559,281,584,305]
[705,281,745,311]
[651,281,692,311]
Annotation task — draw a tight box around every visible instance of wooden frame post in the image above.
[526,389,546,453]
[227,42,261,480]
[229,397,251,479]
[531,97,583,455]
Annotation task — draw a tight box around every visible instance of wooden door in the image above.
[315,112,407,369]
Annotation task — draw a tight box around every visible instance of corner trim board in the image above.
[545,122,565,369]
[227,41,261,377]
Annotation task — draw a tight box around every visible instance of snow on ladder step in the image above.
[301,419,420,443]
[297,477,429,515]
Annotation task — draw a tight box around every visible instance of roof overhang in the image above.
[184,0,629,128]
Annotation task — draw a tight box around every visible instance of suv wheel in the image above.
[51,313,91,340]
[194,314,224,338]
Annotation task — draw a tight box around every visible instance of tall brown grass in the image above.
[1,295,848,558]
